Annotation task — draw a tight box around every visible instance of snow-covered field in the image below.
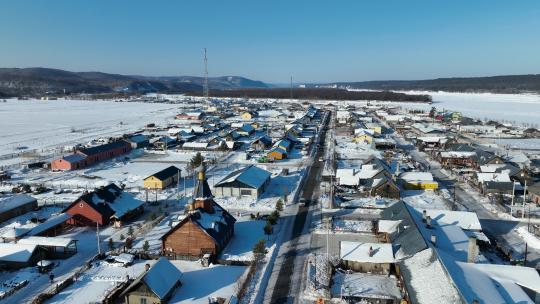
[0,99,178,156]
[394,91,540,126]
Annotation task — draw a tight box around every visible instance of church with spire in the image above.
[161,164,236,258]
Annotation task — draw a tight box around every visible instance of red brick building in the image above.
[51,140,131,171]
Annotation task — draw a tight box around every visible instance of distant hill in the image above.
[325,74,540,93]
[189,88,432,102]
[0,67,268,96]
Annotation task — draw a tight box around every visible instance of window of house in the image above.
[240,189,251,196]
[140,298,147,304]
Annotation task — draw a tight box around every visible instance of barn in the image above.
[214,165,272,199]
[63,184,144,226]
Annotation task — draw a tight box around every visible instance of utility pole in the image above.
[177,169,181,204]
[290,76,293,100]
[96,221,101,255]
[203,48,209,100]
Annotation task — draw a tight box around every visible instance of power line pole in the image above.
[204,48,209,100]
[96,221,101,255]
[290,76,293,100]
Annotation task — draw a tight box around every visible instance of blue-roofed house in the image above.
[214,165,272,199]
[126,134,149,149]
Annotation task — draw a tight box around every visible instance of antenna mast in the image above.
[203,48,209,100]
[290,76,293,100]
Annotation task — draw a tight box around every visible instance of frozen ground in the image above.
[220,219,267,262]
[393,91,540,126]
[45,260,151,304]
[0,99,178,157]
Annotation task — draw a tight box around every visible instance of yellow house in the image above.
[353,133,373,144]
[402,181,439,190]
[399,172,439,190]
[143,166,181,190]
[241,111,258,120]
[267,148,287,161]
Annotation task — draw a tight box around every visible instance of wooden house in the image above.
[251,135,273,151]
[122,258,183,304]
[144,166,181,190]
[370,177,401,199]
[161,166,236,258]
[340,241,394,275]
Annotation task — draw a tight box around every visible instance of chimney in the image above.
[431,234,437,246]
[145,263,150,271]
[425,215,432,229]
[467,236,478,263]
[422,210,427,223]
[368,246,373,257]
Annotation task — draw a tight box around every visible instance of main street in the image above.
[263,112,329,304]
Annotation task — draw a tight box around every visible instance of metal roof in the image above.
[215,165,271,189]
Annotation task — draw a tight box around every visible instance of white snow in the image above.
[331,271,402,300]
[401,248,461,304]
[169,260,247,303]
[515,226,540,250]
[340,241,394,263]
[220,219,266,261]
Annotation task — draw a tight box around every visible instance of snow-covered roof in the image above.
[335,168,360,186]
[340,241,394,264]
[356,164,384,179]
[378,220,402,234]
[447,262,540,304]
[0,194,37,214]
[182,142,209,149]
[142,258,183,300]
[28,213,72,237]
[416,136,448,143]
[110,194,144,219]
[399,171,434,182]
[19,236,76,247]
[439,151,476,158]
[420,209,482,231]
[0,243,37,262]
[215,165,271,189]
[475,172,511,183]
[400,248,462,304]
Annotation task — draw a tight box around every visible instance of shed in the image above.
[0,194,38,222]
[0,243,43,269]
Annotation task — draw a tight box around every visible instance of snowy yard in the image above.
[220,219,266,262]
[330,271,402,301]
[45,260,151,304]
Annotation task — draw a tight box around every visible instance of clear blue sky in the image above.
[1,0,540,83]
